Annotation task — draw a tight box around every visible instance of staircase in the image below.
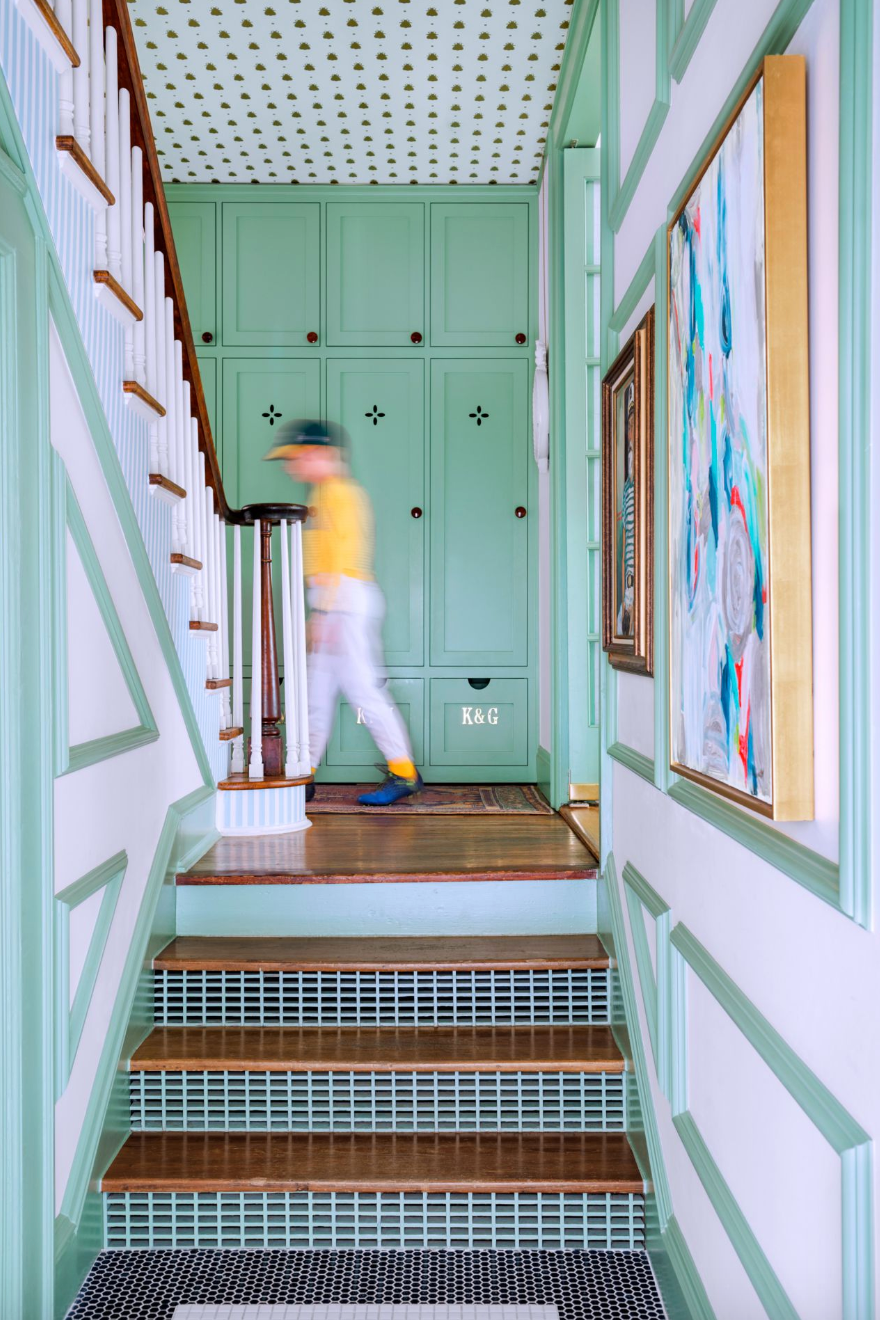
[101,931,646,1253]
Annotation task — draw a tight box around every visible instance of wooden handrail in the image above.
[102,0,230,520]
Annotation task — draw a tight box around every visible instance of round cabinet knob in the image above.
[307,331,319,344]
[201,331,214,344]
[411,507,423,519]
[515,506,527,519]
[515,332,527,345]
[410,331,423,344]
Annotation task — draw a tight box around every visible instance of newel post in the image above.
[259,520,284,777]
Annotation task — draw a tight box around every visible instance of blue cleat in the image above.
[358,770,424,806]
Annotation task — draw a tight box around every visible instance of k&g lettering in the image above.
[461,706,499,726]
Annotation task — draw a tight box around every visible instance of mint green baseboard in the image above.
[536,744,552,805]
[177,877,599,938]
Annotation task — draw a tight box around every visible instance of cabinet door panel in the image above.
[327,203,424,346]
[430,360,529,666]
[168,201,216,345]
[222,203,320,346]
[429,678,528,766]
[431,203,529,347]
[326,679,425,768]
[326,359,424,666]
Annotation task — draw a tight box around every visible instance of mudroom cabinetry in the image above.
[167,186,536,782]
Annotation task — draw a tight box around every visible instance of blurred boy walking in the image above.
[266,419,422,806]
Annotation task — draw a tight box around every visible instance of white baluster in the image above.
[280,519,298,779]
[249,522,264,781]
[72,0,89,155]
[154,255,169,476]
[119,89,133,372]
[231,524,245,774]
[144,204,156,397]
[89,0,106,266]
[210,510,223,687]
[131,147,145,381]
[164,298,179,525]
[104,27,121,281]
[292,519,310,776]
[190,421,205,622]
[57,0,75,137]
[219,517,232,731]
[174,342,189,555]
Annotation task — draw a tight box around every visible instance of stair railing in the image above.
[22,0,310,784]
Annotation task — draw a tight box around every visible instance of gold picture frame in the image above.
[602,306,654,675]
[666,56,813,820]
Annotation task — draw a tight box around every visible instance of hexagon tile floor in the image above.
[66,1250,667,1320]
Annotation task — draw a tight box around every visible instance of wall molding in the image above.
[667,0,720,83]
[669,922,874,1320]
[608,741,656,784]
[54,785,216,1318]
[54,850,126,1097]
[606,0,672,232]
[622,862,670,1096]
[55,458,158,776]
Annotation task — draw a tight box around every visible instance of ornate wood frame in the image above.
[602,306,655,676]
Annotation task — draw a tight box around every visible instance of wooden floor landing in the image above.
[178,812,599,886]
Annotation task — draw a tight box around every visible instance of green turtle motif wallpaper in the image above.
[128,0,573,185]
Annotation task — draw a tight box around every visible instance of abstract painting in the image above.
[602,307,654,675]
[667,56,813,820]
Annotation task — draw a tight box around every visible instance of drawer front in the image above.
[326,679,425,767]
[429,679,528,767]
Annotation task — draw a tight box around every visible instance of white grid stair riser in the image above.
[154,969,611,1027]
[129,1070,627,1133]
[104,1192,646,1252]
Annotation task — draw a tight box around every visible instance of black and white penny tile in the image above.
[66,1250,667,1320]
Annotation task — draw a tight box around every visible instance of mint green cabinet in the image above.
[327,203,424,346]
[197,356,216,437]
[326,679,425,767]
[326,359,424,666]
[221,358,320,505]
[167,201,216,345]
[430,203,530,347]
[222,203,320,347]
[430,360,529,666]
[430,679,528,767]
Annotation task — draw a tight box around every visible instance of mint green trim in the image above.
[59,463,158,774]
[662,1214,718,1320]
[601,855,670,1222]
[838,0,874,929]
[543,0,601,169]
[608,240,656,336]
[668,779,840,909]
[670,922,874,1320]
[622,863,670,1095]
[673,1110,798,1320]
[54,785,215,1318]
[608,741,655,783]
[54,851,127,1097]
[47,270,215,786]
[49,448,68,776]
[668,0,720,82]
[606,0,671,233]
[0,140,27,195]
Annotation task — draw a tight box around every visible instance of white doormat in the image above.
[172,1309,560,1319]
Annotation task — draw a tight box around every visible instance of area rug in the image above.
[307,783,553,815]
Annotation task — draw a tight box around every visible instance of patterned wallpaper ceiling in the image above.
[129,0,572,185]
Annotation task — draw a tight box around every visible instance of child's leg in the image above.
[337,594,416,777]
[306,638,342,771]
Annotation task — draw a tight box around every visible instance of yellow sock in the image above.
[388,757,417,781]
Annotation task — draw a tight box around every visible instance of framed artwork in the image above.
[602,306,654,675]
[667,55,813,820]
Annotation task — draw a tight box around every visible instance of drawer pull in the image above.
[516,332,527,345]
[467,678,491,690]
[515,506,527,519]
[411,506,423,519]
[410,331,423,344]
[307,331,319,344]
[201,331,214,344]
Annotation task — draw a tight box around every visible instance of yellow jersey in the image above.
[303,476,374,610]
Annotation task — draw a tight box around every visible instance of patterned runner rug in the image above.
[307,784,553,815]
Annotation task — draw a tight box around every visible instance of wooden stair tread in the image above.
[560,805,600,857]
[102,1131,643,1194]
[177,814,599,886]
[154,934,610,972]
[131,1024,624,1074]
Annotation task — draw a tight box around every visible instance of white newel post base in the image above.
[216,784,311,836]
